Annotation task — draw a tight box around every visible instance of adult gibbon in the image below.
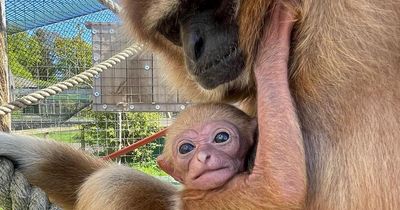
[0,0,399,209]
[122,0,400,209]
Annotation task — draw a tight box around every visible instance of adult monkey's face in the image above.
[122,0,269,102]
[158,0,243,89]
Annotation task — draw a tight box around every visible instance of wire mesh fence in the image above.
[5,0,184,167]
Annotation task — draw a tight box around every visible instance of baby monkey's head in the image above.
[158,103,257,190]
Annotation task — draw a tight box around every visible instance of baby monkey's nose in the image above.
[197,151,211,163]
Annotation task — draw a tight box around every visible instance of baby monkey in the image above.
[157,103,257,190]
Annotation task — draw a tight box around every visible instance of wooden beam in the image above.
[0,1,12,209]
[0,0,10,132]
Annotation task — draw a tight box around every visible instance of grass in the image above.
[131,163,167,176]
[131,163,181,186]
[35,131,80,143]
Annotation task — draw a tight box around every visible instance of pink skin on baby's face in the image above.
[168,120,250,190]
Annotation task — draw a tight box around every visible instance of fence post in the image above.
[0,0,10,132]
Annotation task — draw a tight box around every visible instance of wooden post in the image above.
[0,0,10,132]
[0,1,12,209]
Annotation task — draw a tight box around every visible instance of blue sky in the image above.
[6,0,120,42]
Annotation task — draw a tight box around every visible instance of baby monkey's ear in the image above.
[157,155,184,183]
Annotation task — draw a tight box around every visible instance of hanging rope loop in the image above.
[0,44,142,116]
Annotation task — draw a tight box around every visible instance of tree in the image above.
[7,32,43,79]
[7,28,92,83]
[53,26,92,79]
[81,111,164,164]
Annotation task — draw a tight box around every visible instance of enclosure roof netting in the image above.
[6,0,112,33]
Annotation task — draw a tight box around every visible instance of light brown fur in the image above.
[122,0,400,209]
[76,166,177,210]
[0,133,178,210]
[1,0,399,209]
[0,10,307,209]
[21,142,107,210]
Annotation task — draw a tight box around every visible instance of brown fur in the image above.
[122,0,400,209]
[162,99,305,209]
[23,142,107,210]
[0,18,307,208]
[0,133,178,210]
[1,0,399,209]
[0,18,305,209]
[76,166,177,210]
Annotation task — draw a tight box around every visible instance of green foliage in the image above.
[7,32,42,79]
[131,162,167,176]
[8,55,33,79]
[54,27,92,74]
[81,111,164,164]
[35,130,81,143]
[7,28,92,84]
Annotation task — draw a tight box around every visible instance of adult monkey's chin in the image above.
[193,50,245,90]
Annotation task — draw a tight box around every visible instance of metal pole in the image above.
[117,111,122,164]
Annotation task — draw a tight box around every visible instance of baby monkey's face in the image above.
[171,120,249,190]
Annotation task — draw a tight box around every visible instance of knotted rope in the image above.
[98,0,122,14]
[0,158,62,210]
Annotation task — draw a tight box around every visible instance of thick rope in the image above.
[0,158,62,210]
[97,0,121,14]
[0,44,142,116]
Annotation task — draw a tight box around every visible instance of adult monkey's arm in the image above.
[178,7,307,206]
[250,3,306,207]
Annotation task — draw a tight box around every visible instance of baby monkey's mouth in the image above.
[192,166,230,180]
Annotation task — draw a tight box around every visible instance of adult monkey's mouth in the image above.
[193,48,245,90]
[201,46,240,71]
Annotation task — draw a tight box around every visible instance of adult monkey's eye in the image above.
[214,132,230,143]
[158,16,182,46]
[179,143,195,154]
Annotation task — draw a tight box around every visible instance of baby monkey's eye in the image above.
[214,132,230,143]
[179,143,195,154]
